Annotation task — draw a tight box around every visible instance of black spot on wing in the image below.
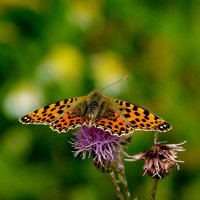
[125,108,131,113]
[132,106,138,111]
[50,107,56,111]
[135,118,140,122]
[120,127,125,132]
[63,99,68,104]
[55,101,60,106]
[57,110,64,114]
[44,105,50,110]
[140,123,145,127]
[143,110,150,116]
[130,120,136,124]
[134,112,140,116]
[124,114,131,118]
[59,105,65,109]
[125,102,130,107]
[108,122,113,125]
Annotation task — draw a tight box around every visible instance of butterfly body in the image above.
[20,89,171,136]
[81,89,108,120]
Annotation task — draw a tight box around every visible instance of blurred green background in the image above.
[0,0,199,199]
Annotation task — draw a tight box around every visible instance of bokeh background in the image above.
[0,0,200,200]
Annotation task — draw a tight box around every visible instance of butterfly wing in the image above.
[94,109,134,136]
[19,97,81,125]
[50,107,87,133]
[113,99,172,132]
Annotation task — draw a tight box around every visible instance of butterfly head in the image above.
[88,89,104,100]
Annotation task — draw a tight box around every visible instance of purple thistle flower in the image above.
[125,139,186,179]
[71,125,128,172]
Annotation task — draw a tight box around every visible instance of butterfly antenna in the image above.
[101,75,128,91]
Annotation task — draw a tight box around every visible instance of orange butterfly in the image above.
[19,89,171,136]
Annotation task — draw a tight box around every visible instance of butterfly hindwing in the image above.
[95,109,134,136]
[114,99,171,132]
[19,97,80,125]
[50,108,86,133]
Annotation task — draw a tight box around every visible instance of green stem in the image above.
[149,178,159,200]
[117,163,131,200]
[110,171,125,200]
[116,147,131,200]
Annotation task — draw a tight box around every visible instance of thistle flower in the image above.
[125,138,186,179]
[71,125,128,173]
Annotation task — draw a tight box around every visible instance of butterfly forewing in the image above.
[114,99,171,132]
[19,97,80,125]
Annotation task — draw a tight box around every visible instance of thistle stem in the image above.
[112,148,131,200]
[117,163,131,200]
[110,171,124,200]
[149,178,159,200]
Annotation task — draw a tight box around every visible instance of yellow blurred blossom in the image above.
[90,50,128,94]
[68,0,104,29]
[37,45,83,83]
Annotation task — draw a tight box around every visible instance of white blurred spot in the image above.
[3,82,44,118]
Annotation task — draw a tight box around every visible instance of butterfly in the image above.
[19,89,172,136]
